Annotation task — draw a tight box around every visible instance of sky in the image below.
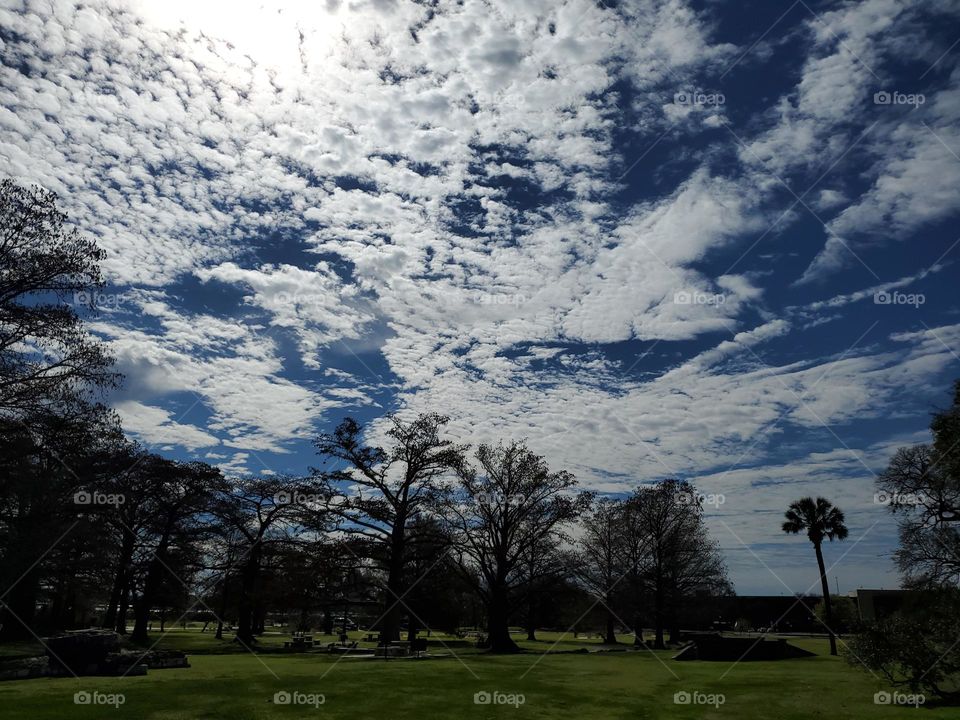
[2,0,959,594]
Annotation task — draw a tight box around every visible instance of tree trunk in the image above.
[105,528,136,630]
[668,591,680,644]
[253,602,266,634]
[215,577,229,640]
[604,606,617,645]
[379,528,406,646]
[235,545,260,647]
[653,575,665,649]
[815,542,838,656]
[633,609,644,646]
[132,514,175,643]
[115,582,129,634]
[131,594,150,642]
[526,595,537,641]
[0,575,39,640]
[487,585,519,653]
[132,556,164,642]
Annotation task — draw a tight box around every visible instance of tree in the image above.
[0,179,116,416]
[622,480,728,649]
[445,440,591,652]
[575,498,627,644]
[0,403,122,639]
[851,381,960,701]
[516,539,567,642]
[663,507,731,643]
[878,380,960,586]
[129,460,225,643]
[314,414,467,645]
[400,516,472,639]
[212,476,317,646]
[782,496,848,656]
[98,444,168,633]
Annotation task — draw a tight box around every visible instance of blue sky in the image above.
[2,0,959,593]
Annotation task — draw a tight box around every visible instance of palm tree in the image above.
[782,496,848,656]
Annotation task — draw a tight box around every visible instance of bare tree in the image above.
[623,480,727,649]
[445,440,591,652]
[314,413,467,645]
[211,476,311,646]
[575,498,627,644]
[878,381,960,586]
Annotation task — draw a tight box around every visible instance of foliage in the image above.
[878,380,960,586]
[0,179,117,416]
[845,589,960,703]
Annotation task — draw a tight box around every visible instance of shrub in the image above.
[845,589,960,703]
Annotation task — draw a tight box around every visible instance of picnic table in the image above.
[283,634,314,650]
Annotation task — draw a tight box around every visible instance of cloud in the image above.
[196,262,375,368]
[114,400,220,451]
[4,0,959,592]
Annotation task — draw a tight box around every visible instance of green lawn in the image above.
[0,630,945,719]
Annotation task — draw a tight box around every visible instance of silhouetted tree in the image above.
[314,414,467,645]
[623,480,726,649]
[211,476,315,646]
[446,440,591,652]
[0,178,117,416]
[782,496,848,655]
[878,380,960,586]
[130,460,225,642]
[576,498,627,644]
[516,539,567,642]
[0,404,121,638]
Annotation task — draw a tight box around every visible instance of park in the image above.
[0,626,945,718]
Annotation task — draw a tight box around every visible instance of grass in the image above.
[0,629,947,719]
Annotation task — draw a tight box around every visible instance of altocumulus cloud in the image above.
[2,0,959,591]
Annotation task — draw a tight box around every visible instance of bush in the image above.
[845,590,960,703]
